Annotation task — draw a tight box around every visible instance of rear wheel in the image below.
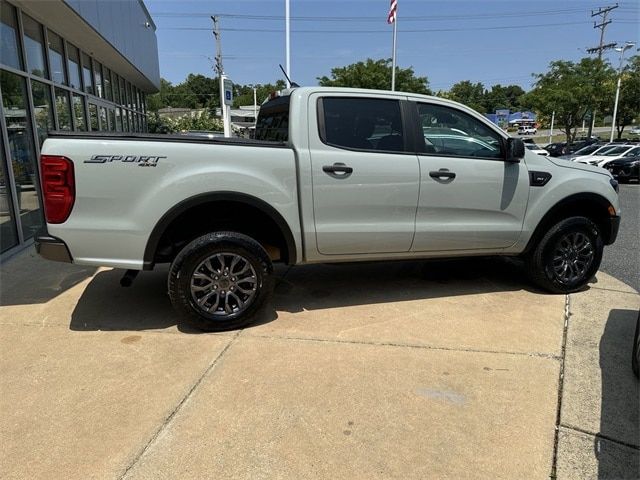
[168,232,274,331]
[525,216,603,293]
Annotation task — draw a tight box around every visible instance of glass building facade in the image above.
[0,1,158,257]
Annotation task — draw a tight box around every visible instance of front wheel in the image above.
[168,232,274,331]
[525,216,603,293]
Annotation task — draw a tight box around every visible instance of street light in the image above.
[610,42,635,142]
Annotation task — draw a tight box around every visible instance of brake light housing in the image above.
[40,155,75,223]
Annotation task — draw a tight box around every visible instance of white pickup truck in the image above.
[36,87,620,331]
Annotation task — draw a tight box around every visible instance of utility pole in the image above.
[586,4,618,59]
[585,3,618,138]
[610,42,635,142]
[212,16,231,137]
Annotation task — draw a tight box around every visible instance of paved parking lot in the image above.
[0,251,638,479]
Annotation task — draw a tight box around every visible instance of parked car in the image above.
[562,143,607,160]
[571,143,617,162]
[605,154,640,183]
[577,145,640,168]
[629,126,640,137]
[517,125,537,135]
[544,142,568,157]
[35,86,621,331]
[525,143,550,156]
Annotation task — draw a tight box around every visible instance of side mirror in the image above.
[506,137,525,163]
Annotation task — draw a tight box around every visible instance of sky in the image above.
[145,0,640,92]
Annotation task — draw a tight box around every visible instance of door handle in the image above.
[323,162,353,178]
[429,169,456,180]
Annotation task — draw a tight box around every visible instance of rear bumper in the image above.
[35,235,73,263]
[605,215,620,246]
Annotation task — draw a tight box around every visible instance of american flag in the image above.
[387,0,397,24]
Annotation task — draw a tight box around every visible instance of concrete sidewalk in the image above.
[0,250,637,479]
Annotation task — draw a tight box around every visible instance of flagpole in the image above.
[391,5,397,91]
[285,0,291,88]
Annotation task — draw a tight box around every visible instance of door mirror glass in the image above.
[507,138,525,162]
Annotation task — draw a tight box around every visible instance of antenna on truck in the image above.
[279,64,299,88]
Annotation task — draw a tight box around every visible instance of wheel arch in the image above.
[523,192,617,255]
[143,191,297,269]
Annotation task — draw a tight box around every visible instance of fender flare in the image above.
[143,191,297,269]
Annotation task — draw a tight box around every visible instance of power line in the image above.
[162,21,593,34]
[152,8,590,21]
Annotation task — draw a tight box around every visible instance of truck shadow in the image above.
[595,309,640,479]
[0,248,97,306]
[69,257,561,333]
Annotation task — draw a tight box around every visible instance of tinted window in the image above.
[48,30,67,85]
[67,44,82,90]
[31,81,53,144]
[55,88,71,130]
[72,94,86,131]
[22,14,48,78]
[255,96,289,141]
[320,97,405,152]
[82,52,93,95]
[1,2,22,70]
[418,103,502,159]
[0,70,43,240]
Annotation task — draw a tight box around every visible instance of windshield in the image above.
[573,144,601,155]
[525,144,541,150]
[603,146,629,156]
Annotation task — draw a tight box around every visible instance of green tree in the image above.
[615,55,640,138]
[147,112,175,134]
[446,80,486,112]
[483,84,525,112]
[317,58,431,94]
[173,111,223,132]
[524,58,614,142]
[147,78,174,112]
[233,81,287,108]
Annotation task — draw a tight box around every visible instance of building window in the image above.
[47,30,67,85]
[108,108,116,131]
[88,102,98,131]
[0,69,43,241]
[31,80,54,145]
[21,14,48,79]
[54,88,71,130]
[94,61,103,98]
[72,94,86,131]
[1,2,23,70]
[103,67,112,101]
[0,137,19,253]
[122,108,129,131]
[82,52,93,95]
[66,43,81,90]
[127,110,132,132]
[125,81,131,109]
[98,105,107,131]
[112,73,120,104]
[115,107,122,131]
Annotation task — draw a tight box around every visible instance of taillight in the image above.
[40,155,75,223]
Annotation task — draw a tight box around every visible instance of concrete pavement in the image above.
[0,250,637,479]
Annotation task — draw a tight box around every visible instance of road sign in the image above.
[223,79,233,106]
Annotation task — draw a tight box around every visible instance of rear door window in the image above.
[319,97,407,153]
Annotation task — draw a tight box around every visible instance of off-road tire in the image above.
[168,232,274,331]
[525,216,603,293]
